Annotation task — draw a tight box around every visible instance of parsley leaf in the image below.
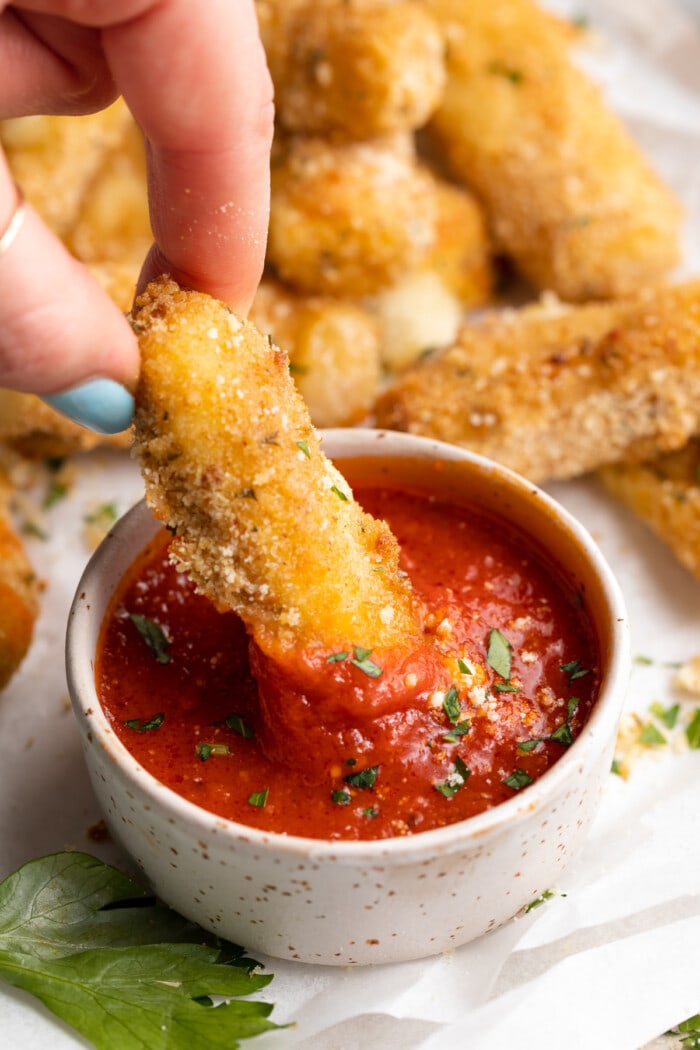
[350,647,382,678]
[560,659,590,683]
[248,789,269,808]
[442,721,471,743]
[224,713,254,739]
[435,756,470,798]
[442,685,461,723]
[343,765,379,789]
[0,852,277,1050]
[503,768,533,791]
[687,709,700,749]
[487,628,511,680]
[123,713,165,733]
[129,614,172,664]
[196,742,230,762]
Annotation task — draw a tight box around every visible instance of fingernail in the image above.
[42,378,135,435]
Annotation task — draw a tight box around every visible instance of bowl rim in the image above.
[66,429,630,863]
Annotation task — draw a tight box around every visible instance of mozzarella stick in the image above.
[0,474,40,691]
[599,440,700,584]
[375,282,700,484]
[257,0,445,138]
[132,277,422,656]
[268,134,437,297]
[422,0,681,301]
[250,278,381,428]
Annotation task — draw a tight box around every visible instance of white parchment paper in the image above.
[2,2,700,1047]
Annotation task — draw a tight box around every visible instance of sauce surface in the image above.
[97,484,600,841]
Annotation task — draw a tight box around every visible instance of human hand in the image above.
[0,0,273,432]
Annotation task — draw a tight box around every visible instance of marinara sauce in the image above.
[97,484,600,841]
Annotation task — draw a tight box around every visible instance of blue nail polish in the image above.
[42,378,135,435]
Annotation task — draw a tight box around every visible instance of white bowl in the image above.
[66,429,630,966]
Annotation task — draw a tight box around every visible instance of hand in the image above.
[0,0,273,431]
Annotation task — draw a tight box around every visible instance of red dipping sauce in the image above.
[97,483,600,841]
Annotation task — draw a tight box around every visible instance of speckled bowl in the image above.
[66,429,630,966]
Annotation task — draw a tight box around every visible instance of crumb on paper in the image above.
[674,655,700,696]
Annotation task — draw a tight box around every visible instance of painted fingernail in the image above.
[42,378,135,435]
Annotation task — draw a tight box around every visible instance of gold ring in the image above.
[0,185,26,256]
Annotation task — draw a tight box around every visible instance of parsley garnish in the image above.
[129,613,171,664]
[343,765,379,789]
[123,713,164,733]
[650,701,680,729]
[21,521,48,541]
[524,889,555,913]
[84,502,118,527]
[248,789,269,808]
[295,439,311,459]
[442,685,461,723]
[43,481,68,509]
[550,722,574,746]
[442,721,471,743]
[560,659,591,683]
[503,768,533,791]
[457,658,473,675]
[0,852,277,1049]
[362,806,379,819]
[610,758,623,776]
[687,709,700,749]
[517,738,542,753]
[330,485,348,501]
[327,650,349,663]
[493,682,521,693]
[350,646,382,678]
[638,723,666,747]
[435,755,470,798]
[224,713,254,739]
[331,788,351,805]
[196,742,230,762]
[487,628,511,680]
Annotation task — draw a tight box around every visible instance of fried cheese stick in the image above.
[0,473,41,692]
[132,277,422,657]
[257,0,445,138]
[422,0,681,301]
[599,439,700,584]
[249,278,381,428]
[375,282,700,484]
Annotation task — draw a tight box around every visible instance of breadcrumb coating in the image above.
[599,439,700,584]
[132,277,422,655]
[375,282,700,483]
[423,0,681,300]
[0,473,40,692]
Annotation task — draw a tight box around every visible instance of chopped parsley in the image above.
[295,439,311,459]
[686,709,700,750]
[224,713,254,739]
[435,755,470,798]
[487,628,512,680]
[248,789,269,808]
[327,650,349,663]
[84,502,118,527]
[123,713,165,732]
[21,521,48,541]
[129,613,171,664]
[650,701,680,729]
[550,721,574,747]
[196,742,231,762]
[503,768,533,791]
[331,788,351,805]
[517,738,542,753]
[493,682,521,694]
[442,685,461,723]
[362,806,379,819]
[350,646,382,678]
[524,889,555,913]
[560,659,590,683]
[457,658,473,675]
[343,765,379,789]
[638,723,666,747]
[330,485,348,501]
[442,720,471,743]
[43,481,68,509]
[610,758,624,776]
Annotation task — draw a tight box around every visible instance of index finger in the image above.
[103,0,274,313]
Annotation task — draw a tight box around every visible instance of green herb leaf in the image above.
[123,713,165,733]
[487,629,511,680]
[638,723,667,747]
[610,757,623,776]
[517,738,542,753]
[442,685,461,724]
[493,682,521,693]
[21,521,48,541]
[343,765,379,789]
[330,485,348,501]
[331,788,351,805]
[196,742,230,762]
[560,659,590,682]
[524,888,554,913]
[44,481,68,509]
[550,722,574,747]
[362,806,379,819]
[442,720,471,743]
[295,439,311,459]
[224,713,254,739]
[435,756,470,798]
[84,502,118,527]
[326,650,349,663]
[129,613,171,664]
[350,647,382,678]
[567,697,580,719]
[650,701,680,729]
[457,658,473,675]
[248,789,269,808]
[0,852,277,1050]
[503,768,533,791]
[634,654,654,666]
[687,709,700,749]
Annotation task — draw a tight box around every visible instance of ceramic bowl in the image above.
[66,429,630,966]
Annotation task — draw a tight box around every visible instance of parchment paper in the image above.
[2,2,700,1047]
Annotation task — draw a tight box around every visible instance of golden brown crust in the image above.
[598,439,700,583]
[257,0,446,138]
[250,278,381,427]
[0,473,41,692]
[132,277,421,655]
[375,282,700,484]
[423,0,681,300]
